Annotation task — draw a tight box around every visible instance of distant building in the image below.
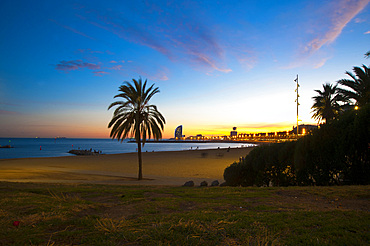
[230,127,237,138]
[290,124,318,135]
[174,125,183,139]
[277,131,287,136]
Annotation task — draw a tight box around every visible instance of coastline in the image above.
[0,138,258,159]
[0,146,255,186]
[129,139,267,144]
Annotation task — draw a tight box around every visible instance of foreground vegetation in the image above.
[225,63,369,187]
[0,182,369,245]
[224,104,369,187]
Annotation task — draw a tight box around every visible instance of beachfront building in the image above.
[174,125,183,139]
[185,134,205,140]
[230,127,237,138]
[290,124,318,135]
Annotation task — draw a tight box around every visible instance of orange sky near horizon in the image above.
[0,117,306,139]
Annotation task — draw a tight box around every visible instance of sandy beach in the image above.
[0,147,254,186]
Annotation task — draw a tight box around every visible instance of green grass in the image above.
[0,182,369,245]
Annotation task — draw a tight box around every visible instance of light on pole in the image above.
[294,75,300,136]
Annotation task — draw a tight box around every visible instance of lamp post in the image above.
[294,75,300,136]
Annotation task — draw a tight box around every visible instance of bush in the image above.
[224,105,369,186]
[224,142,297,187]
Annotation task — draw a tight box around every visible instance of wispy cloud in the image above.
[49,19,95,40]
[140,69,169,81]
[193,53,232,73]
[313,57,331,69]
[355,17,366,23]
[0,102,20,106]
[235,51,257,71]
[302,0,369,56]
[0,110,19,115]
[77,3,231,74]
[55,60,100,71]
[108,65,123,70]
[365,30,370,34]
[154,74,169,81]
[133,66,169,81]
[76,49,103,54]
[93,71,109,76]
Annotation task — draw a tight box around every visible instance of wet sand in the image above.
[0,147,254,186]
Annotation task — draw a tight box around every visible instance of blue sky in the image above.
[0,0,369,138]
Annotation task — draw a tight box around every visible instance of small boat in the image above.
[0,145,13,148]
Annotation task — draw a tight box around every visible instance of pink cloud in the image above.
[77,49,103,54]
[355,17,366,23]
[93,71,109,76]
[55,60,101,71]
[77,6,230,73]
[150,72,169,81]
[193,53,232,73]
[364,31,370,34]
[49,19,95,40]
[133,66,169,81]
[314,57,331,69]
[109,65,123,70]
[303,0,369,56]
[0,110,19,115]
[109,60,117,63]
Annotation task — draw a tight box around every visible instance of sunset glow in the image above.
[0,0,369,139]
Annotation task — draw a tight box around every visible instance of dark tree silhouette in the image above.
[337,65,370,107]
[108,78,165,180]
[311,83,342,124]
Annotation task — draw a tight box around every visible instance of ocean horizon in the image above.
[0,138,255,159]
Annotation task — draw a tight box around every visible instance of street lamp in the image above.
[294,75,300,136]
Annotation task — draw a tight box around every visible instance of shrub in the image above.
[224,105,369,186]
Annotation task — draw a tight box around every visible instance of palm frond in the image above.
[311,83,341,123]
[365,50,370,58]
[108,77,166,143]
[336,65,370,106]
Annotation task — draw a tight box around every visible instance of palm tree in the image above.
[311,83,342,124]
[336,65,370,107]
[365,51,370,59]
[108,78,166,180]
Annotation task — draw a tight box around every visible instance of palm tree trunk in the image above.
[135,120,143,180]
[137,140,143,180]
[135,115,143,180]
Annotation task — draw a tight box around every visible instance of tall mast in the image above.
[294,75,300,136]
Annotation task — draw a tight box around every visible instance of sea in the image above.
[0,138,255,159]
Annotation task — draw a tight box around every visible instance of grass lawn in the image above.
[0,182,369,245]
